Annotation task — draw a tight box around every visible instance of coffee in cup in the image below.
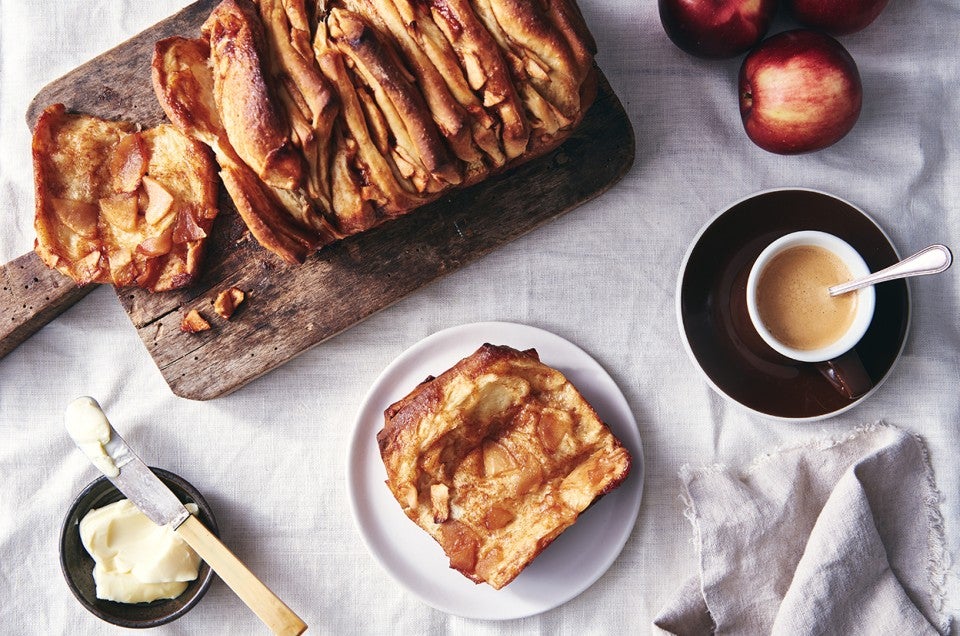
[746,231,876,398]
[754,244,858,351]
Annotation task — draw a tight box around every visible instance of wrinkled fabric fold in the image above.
[654,424,948,636]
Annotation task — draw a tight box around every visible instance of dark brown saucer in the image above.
[676,189,910,420]
[60,468,218,628]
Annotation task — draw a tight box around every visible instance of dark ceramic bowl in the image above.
[60,468,218,628]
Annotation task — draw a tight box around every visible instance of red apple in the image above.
[739,30,862,154]
[659,0,778,60]
[787,0,890,35]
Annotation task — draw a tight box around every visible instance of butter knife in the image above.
[65,397,307,635]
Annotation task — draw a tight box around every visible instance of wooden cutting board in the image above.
[9,0,635,400]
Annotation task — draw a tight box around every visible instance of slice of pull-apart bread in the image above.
[152,34,336,264]
[378,344,631,589]
[32,104,218,291]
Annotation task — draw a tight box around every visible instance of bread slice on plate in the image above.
[378,343,631,589]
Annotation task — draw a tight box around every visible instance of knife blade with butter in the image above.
[65,396,307,635]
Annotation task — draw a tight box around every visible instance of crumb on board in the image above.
[181,309,211,333]
[214,286,246,320]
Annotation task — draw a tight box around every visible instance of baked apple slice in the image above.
[32,104,218,291]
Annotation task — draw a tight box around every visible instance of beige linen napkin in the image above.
[654,424,949,635]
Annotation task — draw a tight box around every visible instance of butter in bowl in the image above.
[60,468,218,628]
[60,396,306,634]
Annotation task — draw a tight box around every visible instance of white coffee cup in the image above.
[746,231,876,363]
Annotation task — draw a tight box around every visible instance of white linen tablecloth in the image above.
[1,1,958,633]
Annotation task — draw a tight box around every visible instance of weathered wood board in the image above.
[0,251,95,359]
[20,0,635,400]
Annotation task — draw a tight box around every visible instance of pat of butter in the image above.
[65,397,119,478]
[79,499,201,603]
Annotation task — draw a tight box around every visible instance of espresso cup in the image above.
[746,231,876,398]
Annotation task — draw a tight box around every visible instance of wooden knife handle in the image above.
[176,515,308,635]
[0,251,95,359]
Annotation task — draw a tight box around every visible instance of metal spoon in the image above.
[829,244,953,296]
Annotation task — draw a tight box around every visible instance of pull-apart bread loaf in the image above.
[32,104,218,291]
[378,344,631,589]
[153,0,598,264]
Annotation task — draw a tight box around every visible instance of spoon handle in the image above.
[829,244,953,296]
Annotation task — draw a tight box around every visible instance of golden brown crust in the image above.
[328,8,461,191]
[315,29,428,230]
[426,0,531,162]
[154,0,597,262]
[472,0,580,122]
[344,0,486,169]
[203,0,306,190]
[379,344,631,589]
[33,104,218,291]
[220,163,321,261]
[152,35,333,263]
[151,37,222,142]
[257,0,340,211]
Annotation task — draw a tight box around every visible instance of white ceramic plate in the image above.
[347,322,644,620]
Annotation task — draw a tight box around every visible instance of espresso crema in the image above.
[756,245,858,351]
